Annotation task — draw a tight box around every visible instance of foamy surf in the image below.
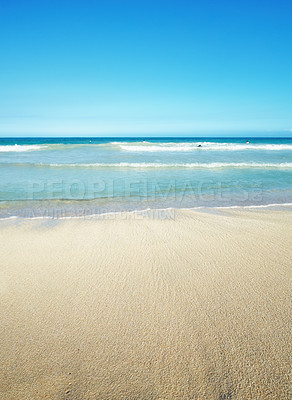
[28,162,292,169]
[117,142,292,152]
[0,144,47,152]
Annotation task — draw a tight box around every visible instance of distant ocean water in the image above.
[0,137,291,218]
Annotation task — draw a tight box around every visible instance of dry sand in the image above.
[0,209,291,400]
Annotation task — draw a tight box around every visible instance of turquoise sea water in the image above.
[0,137,291,218]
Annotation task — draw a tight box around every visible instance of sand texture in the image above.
[0,209,291,399]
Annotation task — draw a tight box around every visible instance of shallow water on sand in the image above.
[0,137,291,217]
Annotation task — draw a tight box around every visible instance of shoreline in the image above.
[1,208,291,399]
[0,201,292,220]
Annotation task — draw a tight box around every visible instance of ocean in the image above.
[0,137,291,218]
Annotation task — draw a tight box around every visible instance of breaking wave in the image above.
[115,142,292,152]
[3,162,292,169]
[0,144,47,152]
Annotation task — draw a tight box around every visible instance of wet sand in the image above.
[0,209,291,399]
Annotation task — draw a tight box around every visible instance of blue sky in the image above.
[0,0,291,137]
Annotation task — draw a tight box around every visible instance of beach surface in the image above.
[0,208,291,399]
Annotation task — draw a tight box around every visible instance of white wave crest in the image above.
[45,162,292,169]
[117,142,292,152]
[0,144,46,152]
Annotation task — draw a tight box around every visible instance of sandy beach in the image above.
[0,208,291,400]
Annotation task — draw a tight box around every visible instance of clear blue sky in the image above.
[0,0,291,137]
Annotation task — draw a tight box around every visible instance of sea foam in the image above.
[29,162,292,169]
[116,142,292,152]
[0,144,46,152]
